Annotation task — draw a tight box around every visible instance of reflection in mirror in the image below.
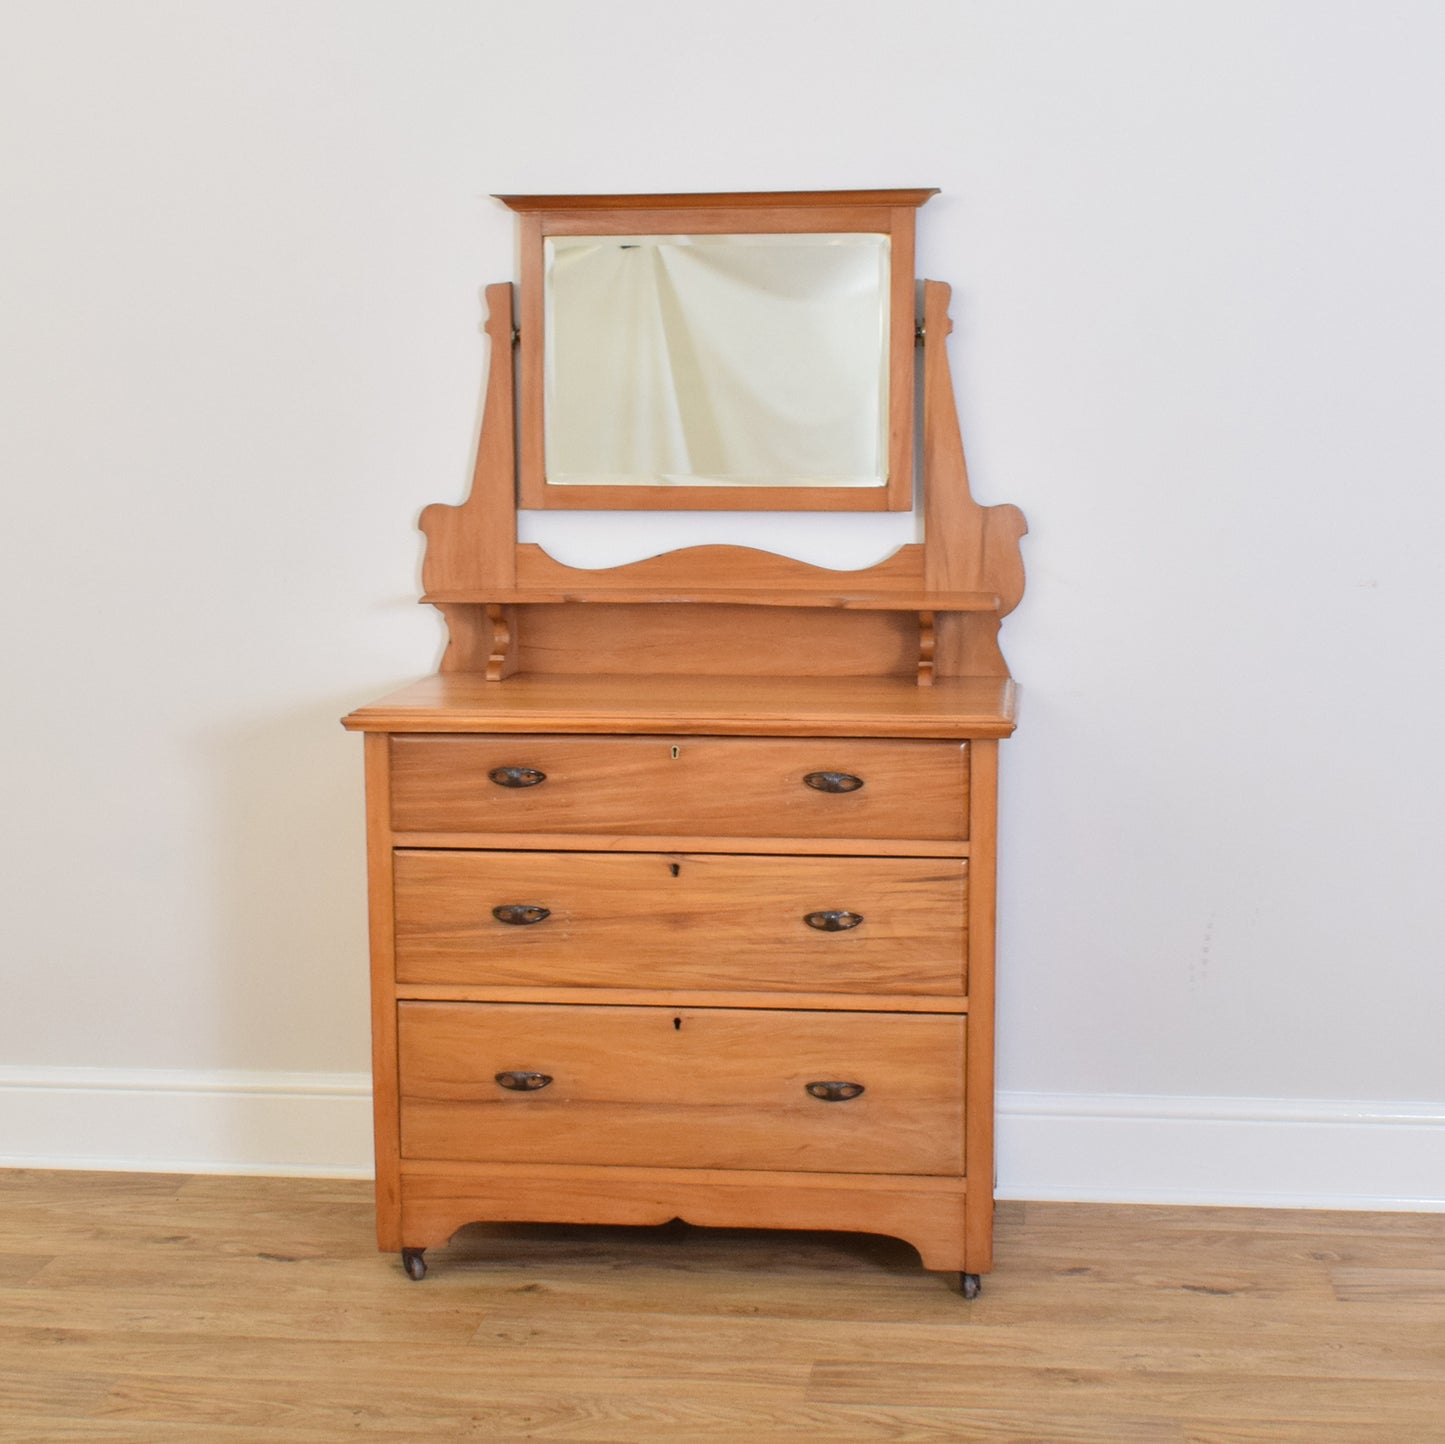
[544,234,890,488]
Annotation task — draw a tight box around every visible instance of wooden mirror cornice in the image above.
[345,189,1027,1299]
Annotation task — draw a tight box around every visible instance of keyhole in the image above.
[670,745,680,760]
[673,1017,682,1031]
[669,862,680,877]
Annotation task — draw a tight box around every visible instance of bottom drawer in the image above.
[398,1002,964,1176]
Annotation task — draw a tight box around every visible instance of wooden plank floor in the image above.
[1,1170,1442,1441]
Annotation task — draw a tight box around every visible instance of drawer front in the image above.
[390,735,967,841]
[398,1002,964,1175]
[394,850,967,995]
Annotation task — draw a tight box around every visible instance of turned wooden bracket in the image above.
[917,610,936,687]
[484,604,512,682]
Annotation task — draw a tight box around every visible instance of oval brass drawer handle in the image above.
[806,1081,865,1102]
[803,771,864,794]
[495,1071,553,1092]
[492,904,550,926]
[488,766,546,788]
[804,909,864,932]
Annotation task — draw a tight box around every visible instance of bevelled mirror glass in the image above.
[543,233,890,490]
[504,190,934,510]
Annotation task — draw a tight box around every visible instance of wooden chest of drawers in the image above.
[345,673,1013,1293]
[344,189,1026,1296]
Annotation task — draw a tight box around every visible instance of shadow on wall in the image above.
[200,692,378,1090]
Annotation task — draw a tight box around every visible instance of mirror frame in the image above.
[498,190,937,512]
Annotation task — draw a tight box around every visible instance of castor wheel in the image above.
[401,1248,427,1281]
[961,1272,982,1300]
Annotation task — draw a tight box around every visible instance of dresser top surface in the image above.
[342,672,1017,739]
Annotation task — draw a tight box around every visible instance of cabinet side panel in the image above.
[963,737,998,1274]
[933,612,1011,680]
[363,733,402,1251]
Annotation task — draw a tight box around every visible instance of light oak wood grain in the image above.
[0,1253,54,1285]
[512,601,926,681]
[396,985,967,1013]
[513,538,928,595]
[342,671,1018,737]
[394,848,967,995]
[805,1359,1445,1430]
[496,189,941,211]
[7,1175,1445,1441]
[388,734,967,839]
[1330,1266,1445,1303]
[964,737,999,1273]
[390,831,970,858]
[398,1166,969,1272]
[464,1303,1445,1383]
[363,732,402,1252]
[417,284,516,598]
[397,1002,965,1176]
[921,280,1029,680]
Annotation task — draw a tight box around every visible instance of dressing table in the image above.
[342,189,1026,1297]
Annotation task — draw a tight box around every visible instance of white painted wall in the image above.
[3,1,1443,1202]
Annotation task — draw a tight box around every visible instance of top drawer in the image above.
[389,735,968,842]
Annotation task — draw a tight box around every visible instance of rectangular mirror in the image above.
[544,233,890,490]
[503,191,934,511]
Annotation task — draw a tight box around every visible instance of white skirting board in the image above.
[0,1066,374,1178]
[1,1068,1443,1210]
[998,1091,1445,1212]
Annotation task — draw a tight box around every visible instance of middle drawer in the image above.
[394,849,967,996]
